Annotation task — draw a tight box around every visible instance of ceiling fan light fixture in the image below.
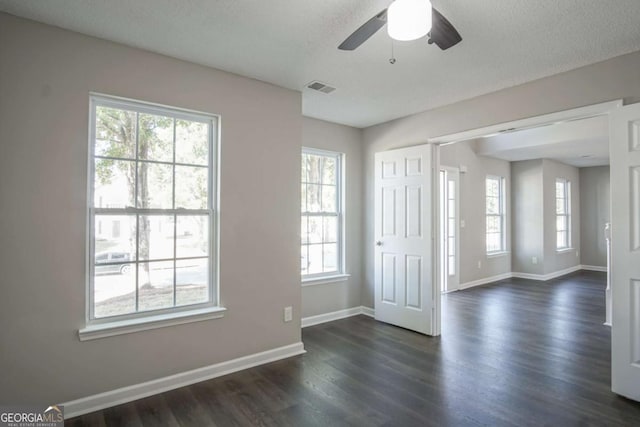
[387,0,432,41]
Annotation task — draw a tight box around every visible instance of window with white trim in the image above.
[486,176,506,253]
[88,95,218,322]
[556,178,571,249]
[301,148,344,279]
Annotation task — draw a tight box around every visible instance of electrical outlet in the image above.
[576,250,579,258]
[460,219,466,228]
[477,261,482,269]
[532,256,538,265]
[284,306,293,322]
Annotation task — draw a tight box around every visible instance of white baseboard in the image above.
[459,272,513,290]
[511,272,541,280]
[61,342,305,419]
[301,307,363,327]
[581,264,607,272]
[512,265,582,281]
[302,306,375,327]
[457,265,595,289]
[361,306,375,318]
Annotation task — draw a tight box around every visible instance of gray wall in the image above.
[511,160,545,274]
[542,159,580,274]
[580,166,610,267]
[509,159,580,275]
[301,117,363,317]
[440,142,511,285]
[362,49,640,307]
[0,14,302,404]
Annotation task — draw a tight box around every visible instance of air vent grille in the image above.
[306,81,336,94]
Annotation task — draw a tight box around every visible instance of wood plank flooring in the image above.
[67,271,640,426]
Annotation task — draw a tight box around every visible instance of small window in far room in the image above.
[301,148,344,280]
[556,178,571,249]
[486,175,506,254]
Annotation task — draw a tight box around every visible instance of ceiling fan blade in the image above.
[338,9,388,51]
[429,7,462,50]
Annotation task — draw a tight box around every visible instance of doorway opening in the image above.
[429,100,621,337]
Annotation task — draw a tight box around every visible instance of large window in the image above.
[556,178,571,249]
[301,148,344,279]
[486,176,506,253]
[88,95,218,322]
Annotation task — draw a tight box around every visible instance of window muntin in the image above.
[486,176,506,253]
[445,177,456,276]
[301,148,344,278]
[556,178,571,249]
[89,95,217,322]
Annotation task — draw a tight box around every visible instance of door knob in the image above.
[376,241,383,246]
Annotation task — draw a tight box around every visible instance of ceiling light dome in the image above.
[387,0,432,41]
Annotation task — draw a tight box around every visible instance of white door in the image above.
[610,102,640,402]
[374,144,435,335]
[440,168,460,292]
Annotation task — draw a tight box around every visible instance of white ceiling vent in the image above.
[306,81,336,94]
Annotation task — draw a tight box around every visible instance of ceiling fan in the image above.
[338,0,462,51]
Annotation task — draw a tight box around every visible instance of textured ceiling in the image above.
[1,0,640,128]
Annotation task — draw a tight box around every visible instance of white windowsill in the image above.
[302,273,351,287]
[556,247,575,253]
[78,306,227,341]
[487,251,510,258]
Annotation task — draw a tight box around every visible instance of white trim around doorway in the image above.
[427,100,623,145]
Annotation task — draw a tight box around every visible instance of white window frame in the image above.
[485,175,506,254]
[80,94,223,340]
[301,147,347,284]
[556,178,572,250]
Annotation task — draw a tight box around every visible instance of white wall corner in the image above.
[61,342,305,419]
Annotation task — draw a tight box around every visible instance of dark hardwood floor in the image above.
[68,271,640,426]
